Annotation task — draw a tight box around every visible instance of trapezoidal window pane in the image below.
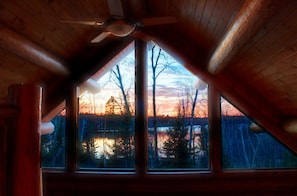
[78,50,135,169]
[221,97,297,169]
[147,44,209,170]
[41,110,66,168]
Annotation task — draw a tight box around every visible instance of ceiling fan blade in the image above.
[141,16,177,26]
[107,0,124,17]
[91,32,111,43]
[60,20,104,26]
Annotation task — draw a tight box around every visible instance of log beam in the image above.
[0,24,69,75]
[208,0,282,74]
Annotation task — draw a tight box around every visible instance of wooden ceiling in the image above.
[1,0,297,150]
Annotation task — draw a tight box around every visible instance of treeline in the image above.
[41,114,297,169]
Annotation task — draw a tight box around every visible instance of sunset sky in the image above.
[79,45,240,118]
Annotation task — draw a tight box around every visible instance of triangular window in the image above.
[221,97,297,169]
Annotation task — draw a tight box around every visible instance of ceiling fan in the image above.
[60,0,176,43]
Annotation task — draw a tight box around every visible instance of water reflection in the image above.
[83,125,205,159]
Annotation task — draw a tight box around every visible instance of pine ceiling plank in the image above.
[211,0,244,45]
[245,32,297,86]
[180,0,197,33]
[191,0,209,47]
[193,0,207,25]
[202,0,219,41]
[254,11,297,66]
[227,2,297,78]
[1,0,96,60]
[207,0,229,43]
[0,1,65,55]
[47,0,110,59]
[195,0,217,46]
[208,0,286,74]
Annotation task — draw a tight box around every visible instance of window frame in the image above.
[42,40,297,176]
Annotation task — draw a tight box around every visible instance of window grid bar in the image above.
[65,85,79,172]
[135,39,148,175]
[208,85,222,173]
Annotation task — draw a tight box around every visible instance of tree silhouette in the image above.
[163,103,190,168]
[188,89,199,164]
[109,64,134,167]
[41,114,65,167]
[149,44,176,167]
[111,64,132,115]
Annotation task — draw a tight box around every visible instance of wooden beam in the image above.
[42,100,65,122]
[142,26,209,81]
[0,24,69,75]
[91,42,134,80]
[208,0,284,74]
[7,84,42,196]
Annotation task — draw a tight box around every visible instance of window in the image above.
[78,49,135,169]
[221,97,297,169]
[41,41,297,173]
[147,44,209,170]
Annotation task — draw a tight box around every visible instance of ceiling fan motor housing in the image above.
[105,17,136,37]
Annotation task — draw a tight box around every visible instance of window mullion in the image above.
[65,85,78,172]
[208,85,222,173]
[135,39,148,175]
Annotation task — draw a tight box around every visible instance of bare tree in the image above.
[110,64,134,167]
[111,64,131,115]
[151,46,161,166]
[189,89,199,164]
[150,45,177,167]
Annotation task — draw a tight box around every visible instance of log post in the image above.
[7,84,42,196]
[0,105,19,196]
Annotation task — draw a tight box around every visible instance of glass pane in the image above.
[78,50,135,169]
[147,44,209,170]
[221,97,297,169]
[41,110,66,168]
